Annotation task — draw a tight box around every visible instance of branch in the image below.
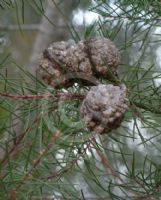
[132,101,161,114]
[0,92,161,113]
[0,91,84,100]
[13,130,61,193]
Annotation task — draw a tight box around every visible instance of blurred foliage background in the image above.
[0,0,161,199]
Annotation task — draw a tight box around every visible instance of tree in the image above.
[0,0,161,199]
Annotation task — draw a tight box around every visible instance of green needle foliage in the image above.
[0,0,161,199]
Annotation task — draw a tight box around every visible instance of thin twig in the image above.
[132,101,161,114]
[0,116,40,165]
[0,92,84,100]
[91,137,124,183]
[13,130,61,193]
[43,133,97,180]
[1,91,160,114]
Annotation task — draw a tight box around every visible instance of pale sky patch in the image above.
[73,9,99,25]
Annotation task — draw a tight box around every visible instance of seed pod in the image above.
[39,41,73,88]
[80,84,128,134]
[84,37,121,76]
[39,37,121,88]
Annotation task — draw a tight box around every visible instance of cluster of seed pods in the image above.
[39,37,128,134]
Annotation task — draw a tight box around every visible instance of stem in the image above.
[131,101,161,114]
[0,92,84,100]
[14,130,61,192]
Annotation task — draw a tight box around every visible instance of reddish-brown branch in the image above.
[0,116,40,166]
[0,92,84,100]
[91,137,124,183]
[42,134,96,180]
[13,130,61,192]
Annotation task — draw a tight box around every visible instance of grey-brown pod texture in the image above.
[39,37,121,88]
[39,37,128,134]
[80,84,129,134]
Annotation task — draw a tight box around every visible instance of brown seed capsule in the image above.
[84,37,121,76]
[80,84,128,134]
[39,37,121,88]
